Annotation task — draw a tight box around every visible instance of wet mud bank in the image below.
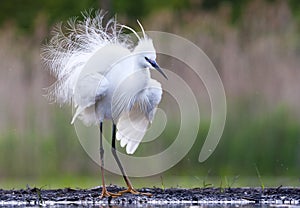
[1,185,300,206]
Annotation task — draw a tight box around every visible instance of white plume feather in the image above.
[41,10,133,105]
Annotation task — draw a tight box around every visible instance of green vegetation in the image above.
[255,165,265,190]
[1,0,300,32]
[0,0,98,31]
[0,105,299,188]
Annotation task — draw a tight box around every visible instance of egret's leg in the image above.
[111,124,152,196]
[99,122,121,198]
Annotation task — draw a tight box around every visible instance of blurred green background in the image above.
[0,0,300,189]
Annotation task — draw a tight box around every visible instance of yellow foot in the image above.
[118,187,152,197]
[100,187,121,198]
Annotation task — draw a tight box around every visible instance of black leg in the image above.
[111,124,132,187]
[111,124,151,196]
[99,122,120,198]
[99,122,105,187]
[100,123,104,166]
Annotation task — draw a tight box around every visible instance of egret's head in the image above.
[134,38,168,79]
[121,20,168,79]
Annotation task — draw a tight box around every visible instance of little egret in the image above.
[42,10,167,198]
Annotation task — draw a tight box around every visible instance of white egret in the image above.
[42,10,167,198]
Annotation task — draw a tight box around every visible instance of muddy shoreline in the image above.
[1,185,300,206]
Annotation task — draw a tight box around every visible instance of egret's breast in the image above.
[106,65,150,121]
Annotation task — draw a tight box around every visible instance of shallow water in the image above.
[2,198,300,208]
[1,200,300,207]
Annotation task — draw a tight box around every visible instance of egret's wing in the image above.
[116,104,149,154]
[116,79,163,154]
[71,73,109,124]
[71,44,130,125]
[74,73,109,107]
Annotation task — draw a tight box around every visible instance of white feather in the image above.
[71,72,109,125]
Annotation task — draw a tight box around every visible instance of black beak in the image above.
[145,57,168,80]
[154,64,168,80]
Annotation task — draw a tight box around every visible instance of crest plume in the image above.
[137,20,146,39]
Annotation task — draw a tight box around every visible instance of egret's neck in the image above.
[134,56,151,83]
[140,67,151,81]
